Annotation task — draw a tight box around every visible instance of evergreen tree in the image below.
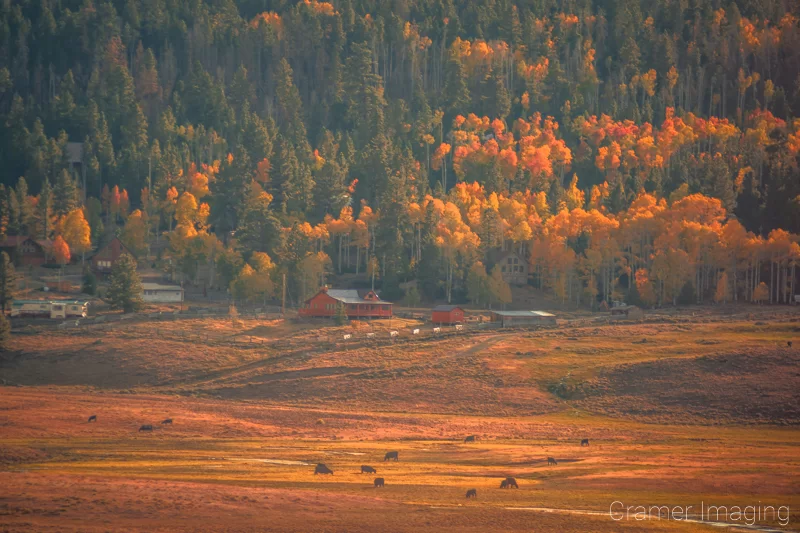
[14,177,33,236]
[0,251,16,312]
[106,253,144,313]
[334,301,348,325]
[82,268,97,295]
[443,54,470,116]
[0,312,10,351]
[36,177,53,239]
[53,169,80,218]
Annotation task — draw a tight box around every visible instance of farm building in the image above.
[0,236,51,267]
[493,250,528,285]
[610,305,643,319]
[491,310,556,327]
[142,283,184,303]
[91,237,136,274]
[431,305,465,325]
[299,287,392,319]
[10,299,88,318]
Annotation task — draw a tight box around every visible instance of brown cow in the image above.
[500,477,518,488]
[87,415,97,423]
[361,465,376,474]
[138,425,153,432]
[161,418,173,425]
[547,457,558,465]
[374,477,385,488]
[314,463,333,475]
[466,489,477,499]
[384,451,398,461]
[464,435,476,443]
[580,439,589,446]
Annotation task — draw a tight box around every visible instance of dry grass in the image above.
[1,310,799,531]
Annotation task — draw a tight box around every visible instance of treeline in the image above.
[0,0,799,307]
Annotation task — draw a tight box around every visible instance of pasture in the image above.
[1,308,798,531]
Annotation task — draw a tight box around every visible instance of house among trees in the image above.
[431,305,465,325]
[90,237,135,275]
[0,236,51,267]
[490,310,556,327]
[142,283,184,303]
[493,250,528,285]
[299,287,392,319]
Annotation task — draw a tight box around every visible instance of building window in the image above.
[513,257,519,265]
[507,258,513,264]
[501,266,506,273]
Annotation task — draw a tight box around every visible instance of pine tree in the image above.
[14,177,33,236]
[107,253,143,313]
[334,301,348,325]
[37,177,53,239]
[0,312,10,351]
[443,54,470,116]
[0,251,16,312]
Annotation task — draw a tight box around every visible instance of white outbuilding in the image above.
[142,283,184,303]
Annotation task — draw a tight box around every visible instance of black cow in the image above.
[581,439,589,447]
[464,435,476,443]
[384,451,399,461]
[500,477,518,489]
[466,489,477,499]
[361,465,376,474]
[138,424,153,432]
[87,415,97,423]
[547,457,558,465]
[162,418,173,425]
[374,477,385,487]
[789,341,793,348]
[314,463,333,475]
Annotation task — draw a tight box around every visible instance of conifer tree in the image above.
[107,253,144,313]
[0,251,16,312]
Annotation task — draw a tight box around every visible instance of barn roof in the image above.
[142,283,183,291]
[492,310,555,317]
[320,289,391,305]
[432,305,463,312]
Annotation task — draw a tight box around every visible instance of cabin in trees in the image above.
[142,283,184,303]
[493,250,528,285]
[491,310,556,327]
[431,305,465,325]
[90,237,135,275]
[299,288,393,319]
[0,236,51,267]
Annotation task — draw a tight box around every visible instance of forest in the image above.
[0,0,799,307]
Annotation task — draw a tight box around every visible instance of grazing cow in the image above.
[87,415,97,423]
[374,477,385,488]
[789,341,793,348]
[547,457,558,465]
[500,477,518,489]
[361,465,376,474]
[581,439,589,447]
[390,331,399,338]
[343,334,351,340]
[162,418,173,425]
[464,435,476,443]
[138,425,153,432]
[384,451,399,461]
[314,463,333,475]
[466,489,477,499]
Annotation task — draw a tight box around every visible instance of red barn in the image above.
[431,305,465,325]
[299,287,392,319]
[91,236,135,274]
[0,236,51,267]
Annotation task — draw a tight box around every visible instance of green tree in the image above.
[107,253,143,313]
[0,252,17,312]
[53,169,80,217]
[82,269,97,295]
[334,301,348,325]
[0,312,10,351]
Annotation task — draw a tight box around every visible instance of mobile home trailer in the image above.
[10,300,88,319]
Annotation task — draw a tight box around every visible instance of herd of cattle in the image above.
[311,436,590,498]
[86,418,590,498]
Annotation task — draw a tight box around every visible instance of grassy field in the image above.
[1,307,799,531]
